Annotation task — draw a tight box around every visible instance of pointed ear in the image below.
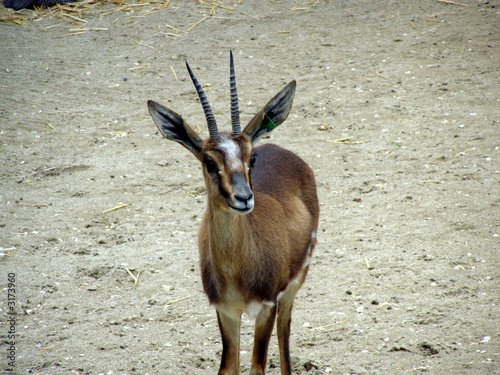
[243,80,296,142]
[148,100,204,158]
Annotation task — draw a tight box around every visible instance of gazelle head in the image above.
[148,51,296,214]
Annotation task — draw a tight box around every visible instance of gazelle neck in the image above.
[206,201,249,256]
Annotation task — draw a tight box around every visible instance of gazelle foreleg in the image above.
[276,266,310,375]
[217,309,242,375]
[251,304,277,375]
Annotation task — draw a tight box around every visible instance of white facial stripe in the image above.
[219,137,243,170]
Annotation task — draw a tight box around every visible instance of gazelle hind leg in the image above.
[217,309,242,375]
[277,266,309,375]
[251,303,277,375]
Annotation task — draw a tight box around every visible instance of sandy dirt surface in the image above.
[1,0,499,374]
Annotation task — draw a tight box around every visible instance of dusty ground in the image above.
[1,0,499,374]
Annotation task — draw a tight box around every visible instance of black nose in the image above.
[232,173,254,206]
[233,178,253,204]
[234,190,253,205]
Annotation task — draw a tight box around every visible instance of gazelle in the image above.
[147,52,319,375]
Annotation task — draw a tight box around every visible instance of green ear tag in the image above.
[261,113,277,131]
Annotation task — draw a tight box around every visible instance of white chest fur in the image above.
[215,299,276,321]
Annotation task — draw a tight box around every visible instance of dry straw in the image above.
[0,0,259,30]
[1,0,469,27]
[1,0,176,29]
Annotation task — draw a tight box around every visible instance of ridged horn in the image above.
[229,51,241,137]
[185,60,219,142]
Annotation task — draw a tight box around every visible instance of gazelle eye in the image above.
[204,157,218,174]
[249,154,256,168]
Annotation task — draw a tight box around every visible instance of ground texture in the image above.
[1,0,499,374]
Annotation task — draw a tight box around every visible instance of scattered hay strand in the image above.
[0,252,14,259]
[306,320,350,331]
[124,268,140,286]
[103,203,128,213]
[363,71,387,79]
[69,27,107,31]
[107,130,132,137]
[30,203,49,208]
[45,122,57,130]
[364,257,374,270]
[136,41,154,49]
[164,295,192,306]
[437,0,467,6]
[326,137,368,145]
[425,18,445,23]
[53,31,88,38]
[125,20,141,28]
[186,190,199,198]
[163,22,179,31]
[202,318,217,326]
[0,246,16,251]
[187,15,209,32]
[421,180,443,184]
[40,344,59,352]
[170,66,178,81]
[61,13,88,23]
